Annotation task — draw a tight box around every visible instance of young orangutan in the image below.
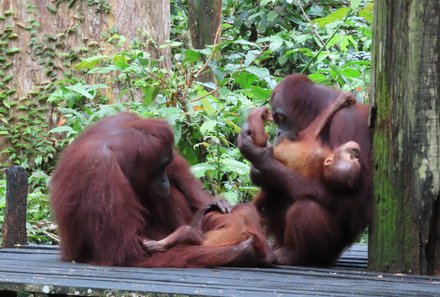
[247,92,361,190]
[141,203,272,267]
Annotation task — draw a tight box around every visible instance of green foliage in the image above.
[0,2,102,172]
[50,37,273,201]
[223,0,373,101]
[26,170,55,244]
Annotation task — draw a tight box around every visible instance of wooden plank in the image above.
[0,244,368,268]
[0,245,439,296]
[1,265,438,297]
[336,244,368,269]
[2,261,437,293]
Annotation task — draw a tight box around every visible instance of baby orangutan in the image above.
[247,92,361,191]
[141,203,271,267]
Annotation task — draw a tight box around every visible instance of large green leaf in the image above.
[359,3,374,23]
[221,158,250,175]
[113,54,130,70]
[308,73,332,85]
[183,49,202,64]
[222,191,240,205]
[244,66,270,80]
[191,163,216,178]
[351,0,362,10]
[242,86,272,100]
[75,55,107,70]
[49,126,76,135]
[200,97,215,116]
[313,8,351,28]
[65,83,107,99]
[200,120,217,135]
[234,71,258,89]
[142,86,159,105]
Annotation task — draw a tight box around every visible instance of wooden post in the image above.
[369,0,440,274]
[2,166,28,248]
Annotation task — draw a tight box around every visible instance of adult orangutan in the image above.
[50,112,270,267]
[238,74,372,266]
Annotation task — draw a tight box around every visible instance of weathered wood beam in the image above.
[2,166,28,248]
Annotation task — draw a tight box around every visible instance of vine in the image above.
[0,8,20,168]
[0,1,109,171]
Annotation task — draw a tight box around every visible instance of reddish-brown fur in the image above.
[248,92,360,185]
[139,203,272,267]
[238,74,372,266]
[247,107,272,147]
[249,92,362,224]
[51,112,269,267]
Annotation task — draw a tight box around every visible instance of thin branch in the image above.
[196,24,222,78]
[251,44,269,63]
[43,230,60,243]
[149,72,168,89]
[125,73,135,102]
[190,85,222,102]
[296,0,324,46]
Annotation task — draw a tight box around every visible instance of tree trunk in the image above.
[369,0,440,275]
[0,0,170,102]
[0,0,170,167]
[188,0,222,83]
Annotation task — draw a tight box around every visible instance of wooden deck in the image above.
[0,244,439,296]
